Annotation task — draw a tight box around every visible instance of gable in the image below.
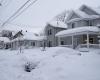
[69,13,80,20]
[13,31,23,39]
[67,11,81,21]
[80,5,98,15]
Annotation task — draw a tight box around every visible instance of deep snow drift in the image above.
[0,47,100,80]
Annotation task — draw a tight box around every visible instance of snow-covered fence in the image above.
[59,45,73,48]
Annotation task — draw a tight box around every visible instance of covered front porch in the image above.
[56,26,100,49]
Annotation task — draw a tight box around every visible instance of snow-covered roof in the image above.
[0,37,10,43]
[48,21,67,28]
[67,10,100,23]
[79,5,100,15]
[22,32,36,40]
[12,31,47,41]
[56,26,99,37]
[90,7,100,15]
[74,10,89,18]
[23,32,46,41]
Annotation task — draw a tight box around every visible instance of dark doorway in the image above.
[89,37,94,44]
[61,41,64,45]
[48,41,52,47]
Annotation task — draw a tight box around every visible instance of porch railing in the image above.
[59,44,100,49]
[77,44,100,49]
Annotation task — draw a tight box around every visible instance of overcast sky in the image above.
[0,0,100,32]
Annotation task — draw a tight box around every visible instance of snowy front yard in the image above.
[0,47,100,80]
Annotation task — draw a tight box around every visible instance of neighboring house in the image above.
[0,23,46,50]
[44,21,67,47]
[0,37,11,49]
[56,5,100,49]
[11,31,45,49]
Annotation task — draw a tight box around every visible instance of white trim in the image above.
[56,26,99,37]
[87,32,89,49]
[72,35,74,48]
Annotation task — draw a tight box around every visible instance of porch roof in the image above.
[56,26,99,37]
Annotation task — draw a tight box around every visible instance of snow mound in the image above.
[0,47,100,80]
[44,47,80,57]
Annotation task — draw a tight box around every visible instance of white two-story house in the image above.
[56,5,100,49]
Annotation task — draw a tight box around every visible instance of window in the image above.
[72,23,75,28]
[61,41,64,45]
[83,35,94,44]
[47,29,52,35]
[89,37,94,44]
[48,30,49,35]
[87,20,92,26]
[31,42,35,46]
[49,29,52,35]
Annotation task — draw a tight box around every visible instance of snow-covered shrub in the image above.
[77,53,82,56]
[24,61,38,72]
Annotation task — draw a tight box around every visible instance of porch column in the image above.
[58,37,61,46]
[72,35,74,49]
[87,33,89,49]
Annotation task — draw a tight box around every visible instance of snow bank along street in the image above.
[0,47,100,80]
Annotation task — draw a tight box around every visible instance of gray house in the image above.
[56,5,100,49]
[44,21,67,47]
[0,25,44,49]
[11,31,43,49]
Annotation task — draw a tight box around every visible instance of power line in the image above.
[1,0,38,26]
[9,0,38,23]
[1,0,31,26]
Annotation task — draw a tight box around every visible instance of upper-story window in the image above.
[47,29,52,35]
[49,29,52,35]
[72,23,75,28]
[87,20,92,26]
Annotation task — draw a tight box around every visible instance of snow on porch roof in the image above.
[56,26,99,37]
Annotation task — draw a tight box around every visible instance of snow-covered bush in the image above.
[24,61,38,72]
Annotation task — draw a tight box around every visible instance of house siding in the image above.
[45,24,66,47]
[67,20,89,29]
[60,36,72,45]
[92,18,100,26]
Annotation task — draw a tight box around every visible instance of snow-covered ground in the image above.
[0,47,100,80]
